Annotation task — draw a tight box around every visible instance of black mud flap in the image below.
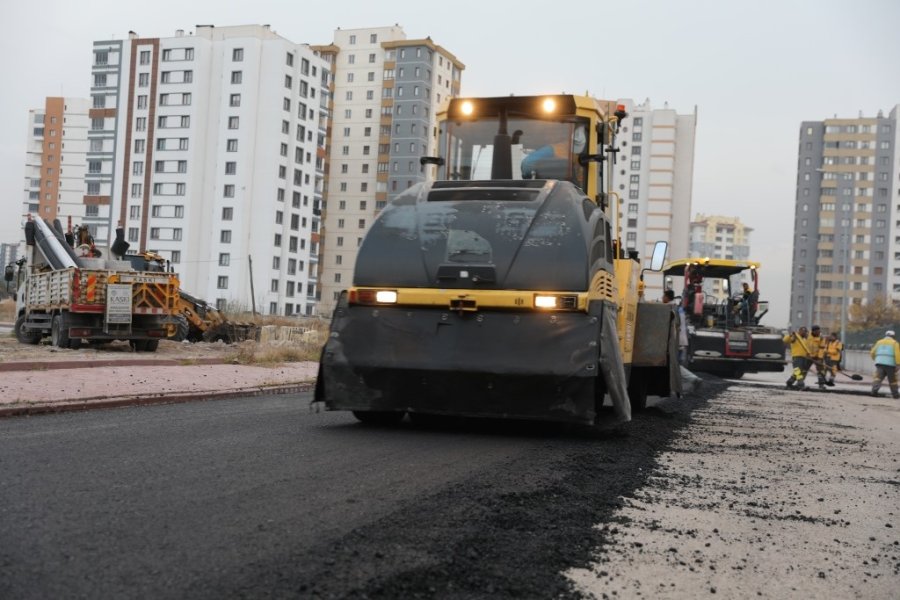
[596,300,630,425]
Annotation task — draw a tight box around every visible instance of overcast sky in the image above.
[2,0,899,326]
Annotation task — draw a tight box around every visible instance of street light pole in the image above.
[840,227,848,347]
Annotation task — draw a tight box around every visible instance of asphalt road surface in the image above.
[1,376,897,599]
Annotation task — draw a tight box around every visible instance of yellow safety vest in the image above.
[784,333,810,358]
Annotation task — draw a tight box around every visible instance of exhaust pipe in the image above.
[111,225,130,259]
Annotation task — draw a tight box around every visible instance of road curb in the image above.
[0,381,316,418]
[0,357,230,372]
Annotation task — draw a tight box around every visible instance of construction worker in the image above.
[736,282,755,325]
[870,330,900,399]
[807,325,827,389]
[784,326,812,390]
[822,332,843,386]
[806,325,825,390]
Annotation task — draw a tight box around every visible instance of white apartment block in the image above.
[87,25,330,316]
[617,98,697,292]
[22,97,90,229]
[314,26,463,316]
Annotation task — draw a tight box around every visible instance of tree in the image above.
[846,295,900,332]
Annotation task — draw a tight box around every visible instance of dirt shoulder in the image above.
[0,323,322,416]
[0,334,244,366]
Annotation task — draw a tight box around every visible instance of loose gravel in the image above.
[567,382,900,599]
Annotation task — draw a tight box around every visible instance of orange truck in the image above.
[7,217,179,351]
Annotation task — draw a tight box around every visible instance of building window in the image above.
[231,71,242,84]
[220,230,231,243]
[219,253,230,266]
[233,48,244,62]
[228,116,239,129]
[128,228,139,242]
[222,207,233,220]
[217,276,228,289]
[227,139,238,152]
[225,161,236,175]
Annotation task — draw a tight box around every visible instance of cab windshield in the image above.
[439,117,589,190]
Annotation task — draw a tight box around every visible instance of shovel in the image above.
[836,369,864,382]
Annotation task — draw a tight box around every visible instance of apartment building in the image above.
[789,105,900,330]
[22,97,90,228]
[617,98,697,292]
[1,242,21,271]
[688,214,752,299]
[87,25,330,315]
[314,26,463,316]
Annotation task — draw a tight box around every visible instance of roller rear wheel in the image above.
[628,375,648,413]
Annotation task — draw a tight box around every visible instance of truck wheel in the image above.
[628,375,648,413]
[51,314,71,349]
[15,315,41,345]
[352,410,405,425]
[130,339,159,352]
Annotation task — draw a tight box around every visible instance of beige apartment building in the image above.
[314,26,463,316]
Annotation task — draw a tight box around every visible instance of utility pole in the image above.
[248,254,257,317]
[840,229,848,346]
